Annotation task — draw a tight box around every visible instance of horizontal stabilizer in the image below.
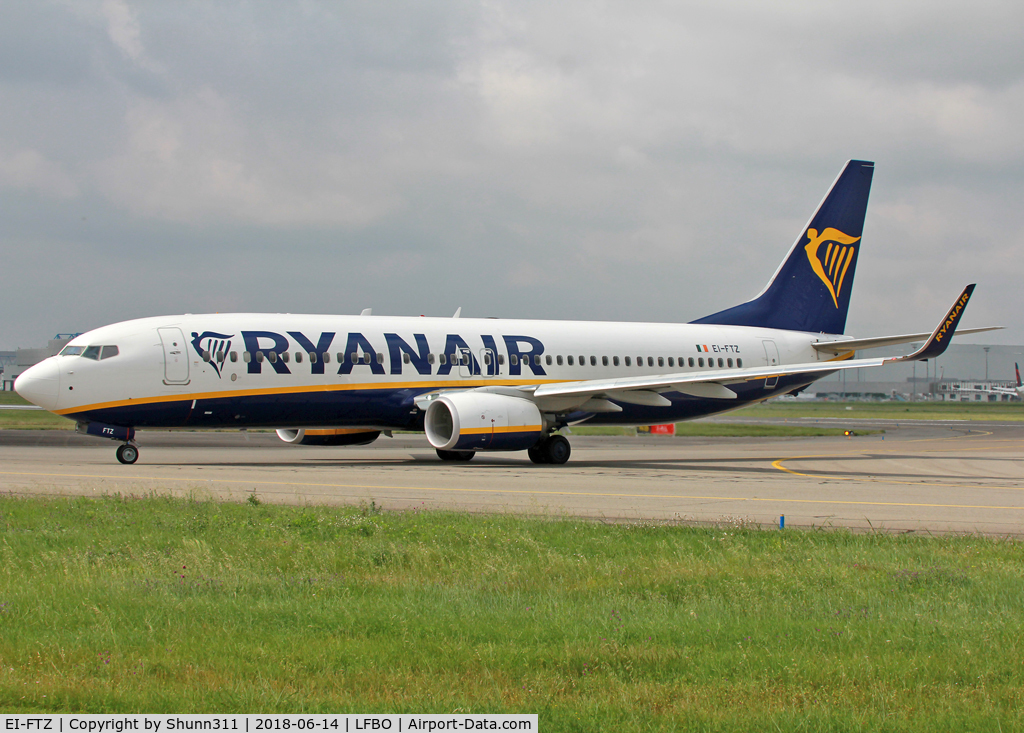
[812,325,1002,356]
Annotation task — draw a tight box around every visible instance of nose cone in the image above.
[15,358,61,411]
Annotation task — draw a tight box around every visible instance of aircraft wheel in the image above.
[116,443,139,465]
[542,435,571,465]
[527,445,548,464]
[436,448,475,462]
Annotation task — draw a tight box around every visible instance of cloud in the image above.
[0,147,78,199]
[2,0,1024,349]
[93,89,399,226]
[101,0,144,63]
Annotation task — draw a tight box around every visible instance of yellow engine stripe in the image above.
[460,425,543,436]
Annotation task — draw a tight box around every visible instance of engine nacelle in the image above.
[424,392,544,452]
[275,428,381,446]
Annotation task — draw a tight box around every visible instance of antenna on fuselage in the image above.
[360,308,372,316]
[453,307,461,318]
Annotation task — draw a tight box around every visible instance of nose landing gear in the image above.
[115,443,139,465]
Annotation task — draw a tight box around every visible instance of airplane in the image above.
[993,363,1024,398]
[15,160,998,465]
[949,363,1023,400]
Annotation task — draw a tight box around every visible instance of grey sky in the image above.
[2,0,1023,352]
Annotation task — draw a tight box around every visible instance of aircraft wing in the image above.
[520,284,979,411]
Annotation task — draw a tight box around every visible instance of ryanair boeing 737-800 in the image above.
[15,160,995,465]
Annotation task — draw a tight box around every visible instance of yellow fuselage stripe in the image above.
[54,378,566,416]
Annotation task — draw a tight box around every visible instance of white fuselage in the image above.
[18,313,832,431]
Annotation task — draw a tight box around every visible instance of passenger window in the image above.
[688,357,694,367]
[350,352,358,363]
[602,356,609,366]
[698,357,704,367]
[243,352,251,363]
[282,352,290,363]
[484,353,492,365]
[718,358,724,367]
[625,356,631,366]
[658,357,664,367]
[439,354,447,365]
[545,355,552,366]
[668,357,674,367]
[403,353,411,364]
[737,358,743,367]
[230,351,238,363]
[256,351,265,363]
[556,355,563,366]
[498,354,505,365]
[648,357,654,367]
[613,356,619,366]
[510,355,518,366]
[363,353,372,364]
[727,358,733,367]
[567,355,574,366]
[590,356,597,366]
[269,351,278,363]
[377,353,384,364]
[322,352,330,364]
[579,355,585,366]
[295,352,303,363]
[202,350,212,362]
[215,351,225,362]
[427,353,436,364]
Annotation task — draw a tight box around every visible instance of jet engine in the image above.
[424,392,544,452]
[275,428,381,446]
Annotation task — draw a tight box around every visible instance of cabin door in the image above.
[480,348,497,378]
[457,347,475,378]
[762,340,780,389]
[158,327,191,385]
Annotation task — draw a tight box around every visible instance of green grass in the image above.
[1,495,1022,729]
[0,391,31,405]
[0,391,74,429]
[732,400,1024,421]
[573,424,881,437]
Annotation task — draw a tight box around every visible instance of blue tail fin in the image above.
[692,160,874,334]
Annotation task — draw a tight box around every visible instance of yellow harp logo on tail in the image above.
[804,227,861,308]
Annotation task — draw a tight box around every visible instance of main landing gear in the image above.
[116,443,139,465]
[436,448,475,462]
[528,434,571,465]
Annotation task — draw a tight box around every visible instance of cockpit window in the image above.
[62,344,119,360]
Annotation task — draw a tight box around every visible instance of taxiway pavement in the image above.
[1,421,1023,534]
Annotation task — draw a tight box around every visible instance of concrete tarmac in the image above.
[1,421,1023,535]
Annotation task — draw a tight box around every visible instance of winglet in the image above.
[1016,362,1021,389]
[891,284,975,363]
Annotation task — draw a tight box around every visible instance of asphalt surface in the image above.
[2,420,1023,534]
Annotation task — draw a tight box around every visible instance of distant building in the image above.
[810,343,1023,401]
[933,380,1018,402]
[1,335,78,391]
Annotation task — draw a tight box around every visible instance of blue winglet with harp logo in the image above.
[693,160,874,334]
